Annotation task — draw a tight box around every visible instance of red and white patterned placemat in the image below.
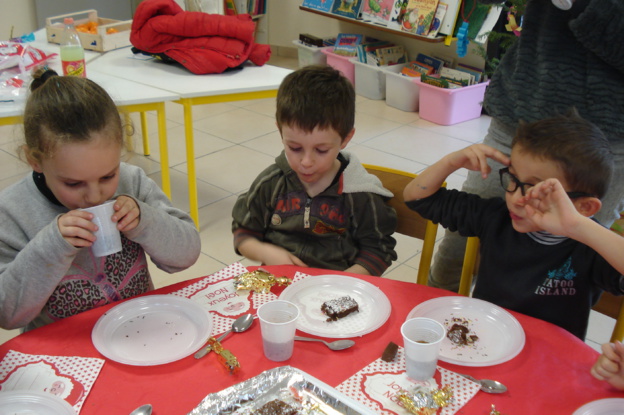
[170,263,309,335]
[337,347,480,414]
[0,350,104,413]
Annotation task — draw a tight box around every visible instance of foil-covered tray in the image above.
[188,366,375,414]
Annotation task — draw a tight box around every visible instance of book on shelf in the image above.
[356,40,394,63]
[301,0,335,13]
[401,61,434,76]
[456,63,483,83]
[361,0,400,27]
[331,0,364,19]
[369,45,408,66]
[440,66,474,86]
[438,0,460,36]
[427,2,447,38]
[333,33,364,57]
[401,0,439,36]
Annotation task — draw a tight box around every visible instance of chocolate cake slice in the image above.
[321,296,359,322]
[255,399,298,415]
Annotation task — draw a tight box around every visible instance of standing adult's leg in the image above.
[428,119,515,291]
[595,149,624,228]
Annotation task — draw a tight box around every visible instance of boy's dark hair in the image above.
[512,108,613,199]
[276,65,355,140]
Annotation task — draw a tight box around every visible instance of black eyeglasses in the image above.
[498,167,592,199]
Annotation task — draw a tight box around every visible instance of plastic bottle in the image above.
[60,17,86,78]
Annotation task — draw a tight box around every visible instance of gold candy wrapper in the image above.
[233,270,292,294]
[207,337,240,374]
[397,385,453,415]
[490,405,507,415]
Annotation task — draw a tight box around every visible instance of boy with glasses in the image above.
[403,110,624,340]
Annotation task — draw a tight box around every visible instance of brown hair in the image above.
[276,65,355,140]
[23,68,123,163]
[512,108,613,199]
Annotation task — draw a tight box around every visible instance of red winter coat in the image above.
[130,0,271,74]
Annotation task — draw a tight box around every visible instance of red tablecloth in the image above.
[0,265,620,414]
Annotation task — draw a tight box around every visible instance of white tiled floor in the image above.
[0,55,614,351]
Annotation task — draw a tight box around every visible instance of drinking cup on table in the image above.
[80,200,122,257]
[258,300,300,362]
[401,317,446,381]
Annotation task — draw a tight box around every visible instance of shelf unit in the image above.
[299,5,459,46]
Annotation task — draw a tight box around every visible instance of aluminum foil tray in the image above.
[188,366,374,414]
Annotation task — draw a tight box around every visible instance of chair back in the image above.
[363,164,441,285]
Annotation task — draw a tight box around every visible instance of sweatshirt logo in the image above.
[534,257,577,296]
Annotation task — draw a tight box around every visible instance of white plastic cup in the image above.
[401,317,446,381]
[81,200,122,257]
[257,300,300,362]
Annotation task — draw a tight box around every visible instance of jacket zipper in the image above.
[304,198,311,229]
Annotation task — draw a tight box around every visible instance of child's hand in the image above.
[112,196,141,232]
[260,244,308,267]
[519,179,581,236]
[591,341,624,390]
[447,144,510,179]
[57,210,98,248]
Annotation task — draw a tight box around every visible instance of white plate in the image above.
[278,275,391,338]
[573,398,624,415]
[0,391,76,414]
[92,295,212,365]
[407,296,525,366]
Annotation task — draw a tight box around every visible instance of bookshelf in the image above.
[299,5,459,45]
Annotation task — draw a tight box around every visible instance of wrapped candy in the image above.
[397,385,453,415]
[206,337,240,374]
[233,270,292,294]
[490,405,508,415]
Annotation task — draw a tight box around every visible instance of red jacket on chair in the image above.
[130,0,271,74]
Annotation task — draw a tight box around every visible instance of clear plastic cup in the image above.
[401,317,446,381]
[257,300,300,362]
[81,200,122,257]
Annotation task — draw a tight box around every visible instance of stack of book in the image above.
[355,40,407,66]
[400,53,484,88]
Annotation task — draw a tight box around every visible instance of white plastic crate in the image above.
[292,40,330,67]
[384,66,420,112]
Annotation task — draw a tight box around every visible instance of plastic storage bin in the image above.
[416,80,490,125]
[384,66,420,112]
[321,49,355,85]
[292,40,330,67]
[352,61,405,100]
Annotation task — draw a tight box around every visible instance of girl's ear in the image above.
[574,197,602,218]
[23,145,43,173]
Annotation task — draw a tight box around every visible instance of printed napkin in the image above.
[337,347,480,415]
[0,350,105,413]
[171,263,310,334]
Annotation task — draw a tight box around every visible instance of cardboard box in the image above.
[292,40,330,67]
[321,49,355,85]
[46,10,131,52]
[416,80,489,125]
[384,65,420,111]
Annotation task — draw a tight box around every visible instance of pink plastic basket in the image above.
[417,80,490,125]
[321,49,355,85]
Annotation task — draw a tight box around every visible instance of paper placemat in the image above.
[0,350,105,413]
[171,263,310,335]
[337,347,480,415]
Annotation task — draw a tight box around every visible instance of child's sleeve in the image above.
[350,192,398,276]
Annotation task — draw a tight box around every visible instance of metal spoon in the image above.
[194,313,255,359]
[294,335,355,350]
[129,404,152,415]
[460,374,508,394]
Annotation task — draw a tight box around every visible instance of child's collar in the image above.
[527,230,568,245]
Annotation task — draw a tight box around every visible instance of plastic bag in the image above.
[0,42,57,73]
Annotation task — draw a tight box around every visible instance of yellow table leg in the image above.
[181,99,199,228]
[155,102,170,198]
[140,112,150,156]
[0,115,22,126]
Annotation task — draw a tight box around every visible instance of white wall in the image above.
[267,1,485,69]
[0,0,37,38]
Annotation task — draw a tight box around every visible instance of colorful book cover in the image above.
[374,45,407,66]
[333,33,364,57]
[401,0,439,35]
[415,53,444,73]
[361,0,399,26]
[428,2,447,37]
[302,0,335,13]
[331,0,364,19]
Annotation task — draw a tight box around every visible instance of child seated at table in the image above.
[231,65,397,276]
[403,109,624,340]
[0,68,200,331]
[592,341,624,390]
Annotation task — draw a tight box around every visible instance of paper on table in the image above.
[0,350,104,413]
[336,347,480,415]
[170,263,309,335]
